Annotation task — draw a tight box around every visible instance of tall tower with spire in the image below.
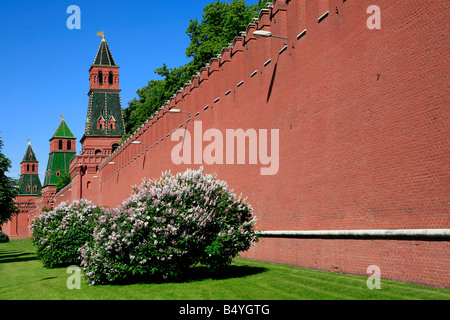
[81,34,125,155]
[69,34,125,202]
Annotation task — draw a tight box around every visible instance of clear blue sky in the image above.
[0,0,260,182]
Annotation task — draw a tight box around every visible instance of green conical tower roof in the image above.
[92,36,116,67]
[52,118,75,139]
[21,142,38,163]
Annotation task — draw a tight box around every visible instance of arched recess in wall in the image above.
[87,181,91,190]
[108,72,114,85]
[98,71,103,84]
[111,143,119,153]
[95,149,102,155]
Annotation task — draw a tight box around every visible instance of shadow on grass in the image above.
[0,276,58,290]
[109,264,268,286]
[0,250,37,264]
[185,264,268,282]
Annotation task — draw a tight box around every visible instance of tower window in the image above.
[56,170,61,177]
[98,71,103,84]
[108,117,116,130]
[58,140,63,150]
[32,164,35,172]
[67,140,72,150]
[97,117,105,130]
[108,71,114,85]
[33,186,38,192]
[27,164,30,172]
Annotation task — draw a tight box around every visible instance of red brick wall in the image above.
[242,238,450,289]
[89,66,120,91]
[3,195,38,238]
[49,137,76,153]
[82,0,449,287]
[54,183,74,207]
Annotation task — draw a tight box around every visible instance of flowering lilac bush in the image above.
[80,168,258,285]
[30,199,103,268]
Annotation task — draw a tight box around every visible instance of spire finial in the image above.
[97,30,105,41]
[60,114,64,121]
[27,139,30,145]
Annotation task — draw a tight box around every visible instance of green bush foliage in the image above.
[30,199,103,268]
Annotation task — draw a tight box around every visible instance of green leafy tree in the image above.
[0,137,18,225]
[124,0,266,134]
[185,0,265,74]
[55,172,71,192]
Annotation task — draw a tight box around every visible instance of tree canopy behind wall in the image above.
[123,0,266,136]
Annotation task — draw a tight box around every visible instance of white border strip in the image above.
[259,229,450,240]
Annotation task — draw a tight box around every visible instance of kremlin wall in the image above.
[3,0,449,288]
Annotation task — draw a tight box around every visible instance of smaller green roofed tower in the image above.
[43,117,77,187]
[18,141,42,196]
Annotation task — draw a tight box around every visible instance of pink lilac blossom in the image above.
[79,167,258,285]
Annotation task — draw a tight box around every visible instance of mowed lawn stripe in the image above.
[266,266,411,300]
[1,239,449,300]
[248,261,449,300]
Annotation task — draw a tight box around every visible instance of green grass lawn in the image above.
[0,238,449,300]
